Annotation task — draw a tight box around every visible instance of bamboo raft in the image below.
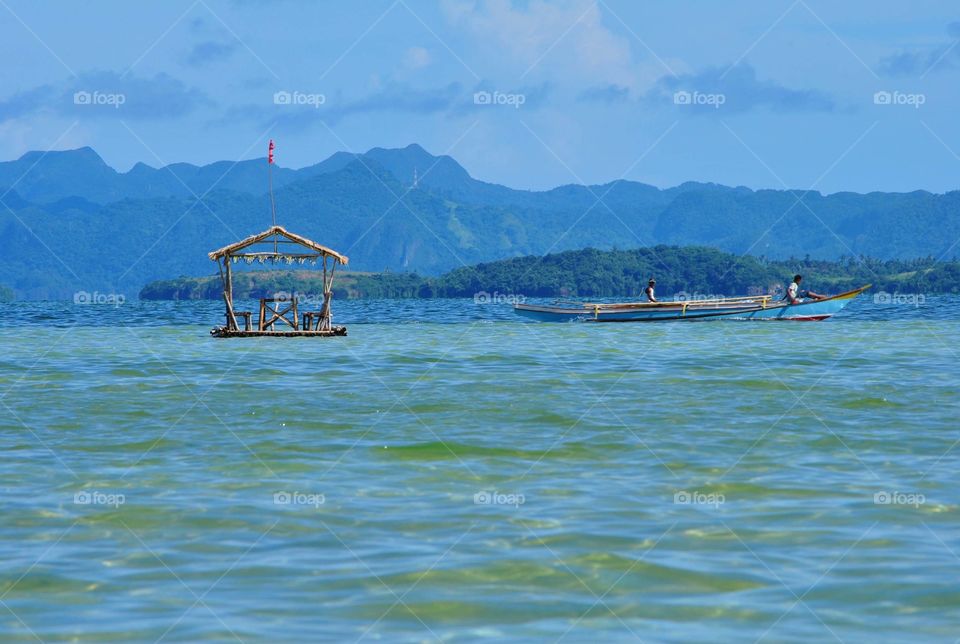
[213,328,347,338]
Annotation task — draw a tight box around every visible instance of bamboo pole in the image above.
[268,159,277,254]
[576,295,775,309]
[319,256,337,332]
[329,260,336,330]
[223,258,239,330]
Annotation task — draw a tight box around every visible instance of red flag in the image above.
[268,139,275,164]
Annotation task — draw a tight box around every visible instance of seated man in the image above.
[786,274,827,304]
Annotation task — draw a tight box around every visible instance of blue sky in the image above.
[1,0,959,193]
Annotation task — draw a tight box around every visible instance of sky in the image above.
[1,0,959,194]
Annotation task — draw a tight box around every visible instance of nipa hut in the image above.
[208,225,348,337]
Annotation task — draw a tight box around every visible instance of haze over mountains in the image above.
[1,144,957,299]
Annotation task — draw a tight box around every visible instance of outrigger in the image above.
[514,285,871,322]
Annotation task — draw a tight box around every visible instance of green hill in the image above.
[141,246,960,300]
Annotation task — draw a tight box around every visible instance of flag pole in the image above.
[268,139,277,253]
[269,162,276,227]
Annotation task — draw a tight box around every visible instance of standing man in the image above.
[644,278,657,302]
[786,274,827,304]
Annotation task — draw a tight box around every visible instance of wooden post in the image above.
[223,257,239,330]
[318,293,329,331]
[326,259,337,330]
[317,255,334,331]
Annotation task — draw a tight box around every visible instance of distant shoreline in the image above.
[139,246,960,301]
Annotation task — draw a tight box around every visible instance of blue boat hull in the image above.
[514,286,870,322]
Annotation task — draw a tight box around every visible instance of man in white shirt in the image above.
[644,278,657,302]
[786,274,827,304]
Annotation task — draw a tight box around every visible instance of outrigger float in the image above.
[514,285,870,322]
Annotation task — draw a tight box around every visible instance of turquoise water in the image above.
[1,297,958,642]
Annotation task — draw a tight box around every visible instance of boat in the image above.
[513,285,871,322]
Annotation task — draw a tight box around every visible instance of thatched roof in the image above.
[208,225,348,264]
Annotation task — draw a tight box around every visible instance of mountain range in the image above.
[1,143,957,299]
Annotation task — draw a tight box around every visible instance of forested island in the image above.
[140,246,960,300]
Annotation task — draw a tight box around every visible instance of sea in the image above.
[1,295,958,642]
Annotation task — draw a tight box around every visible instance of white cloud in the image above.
[441,0,661,91]
[403,46,432,70]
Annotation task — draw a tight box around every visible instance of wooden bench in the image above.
[225,311,252,331]
[303,312,319,331]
